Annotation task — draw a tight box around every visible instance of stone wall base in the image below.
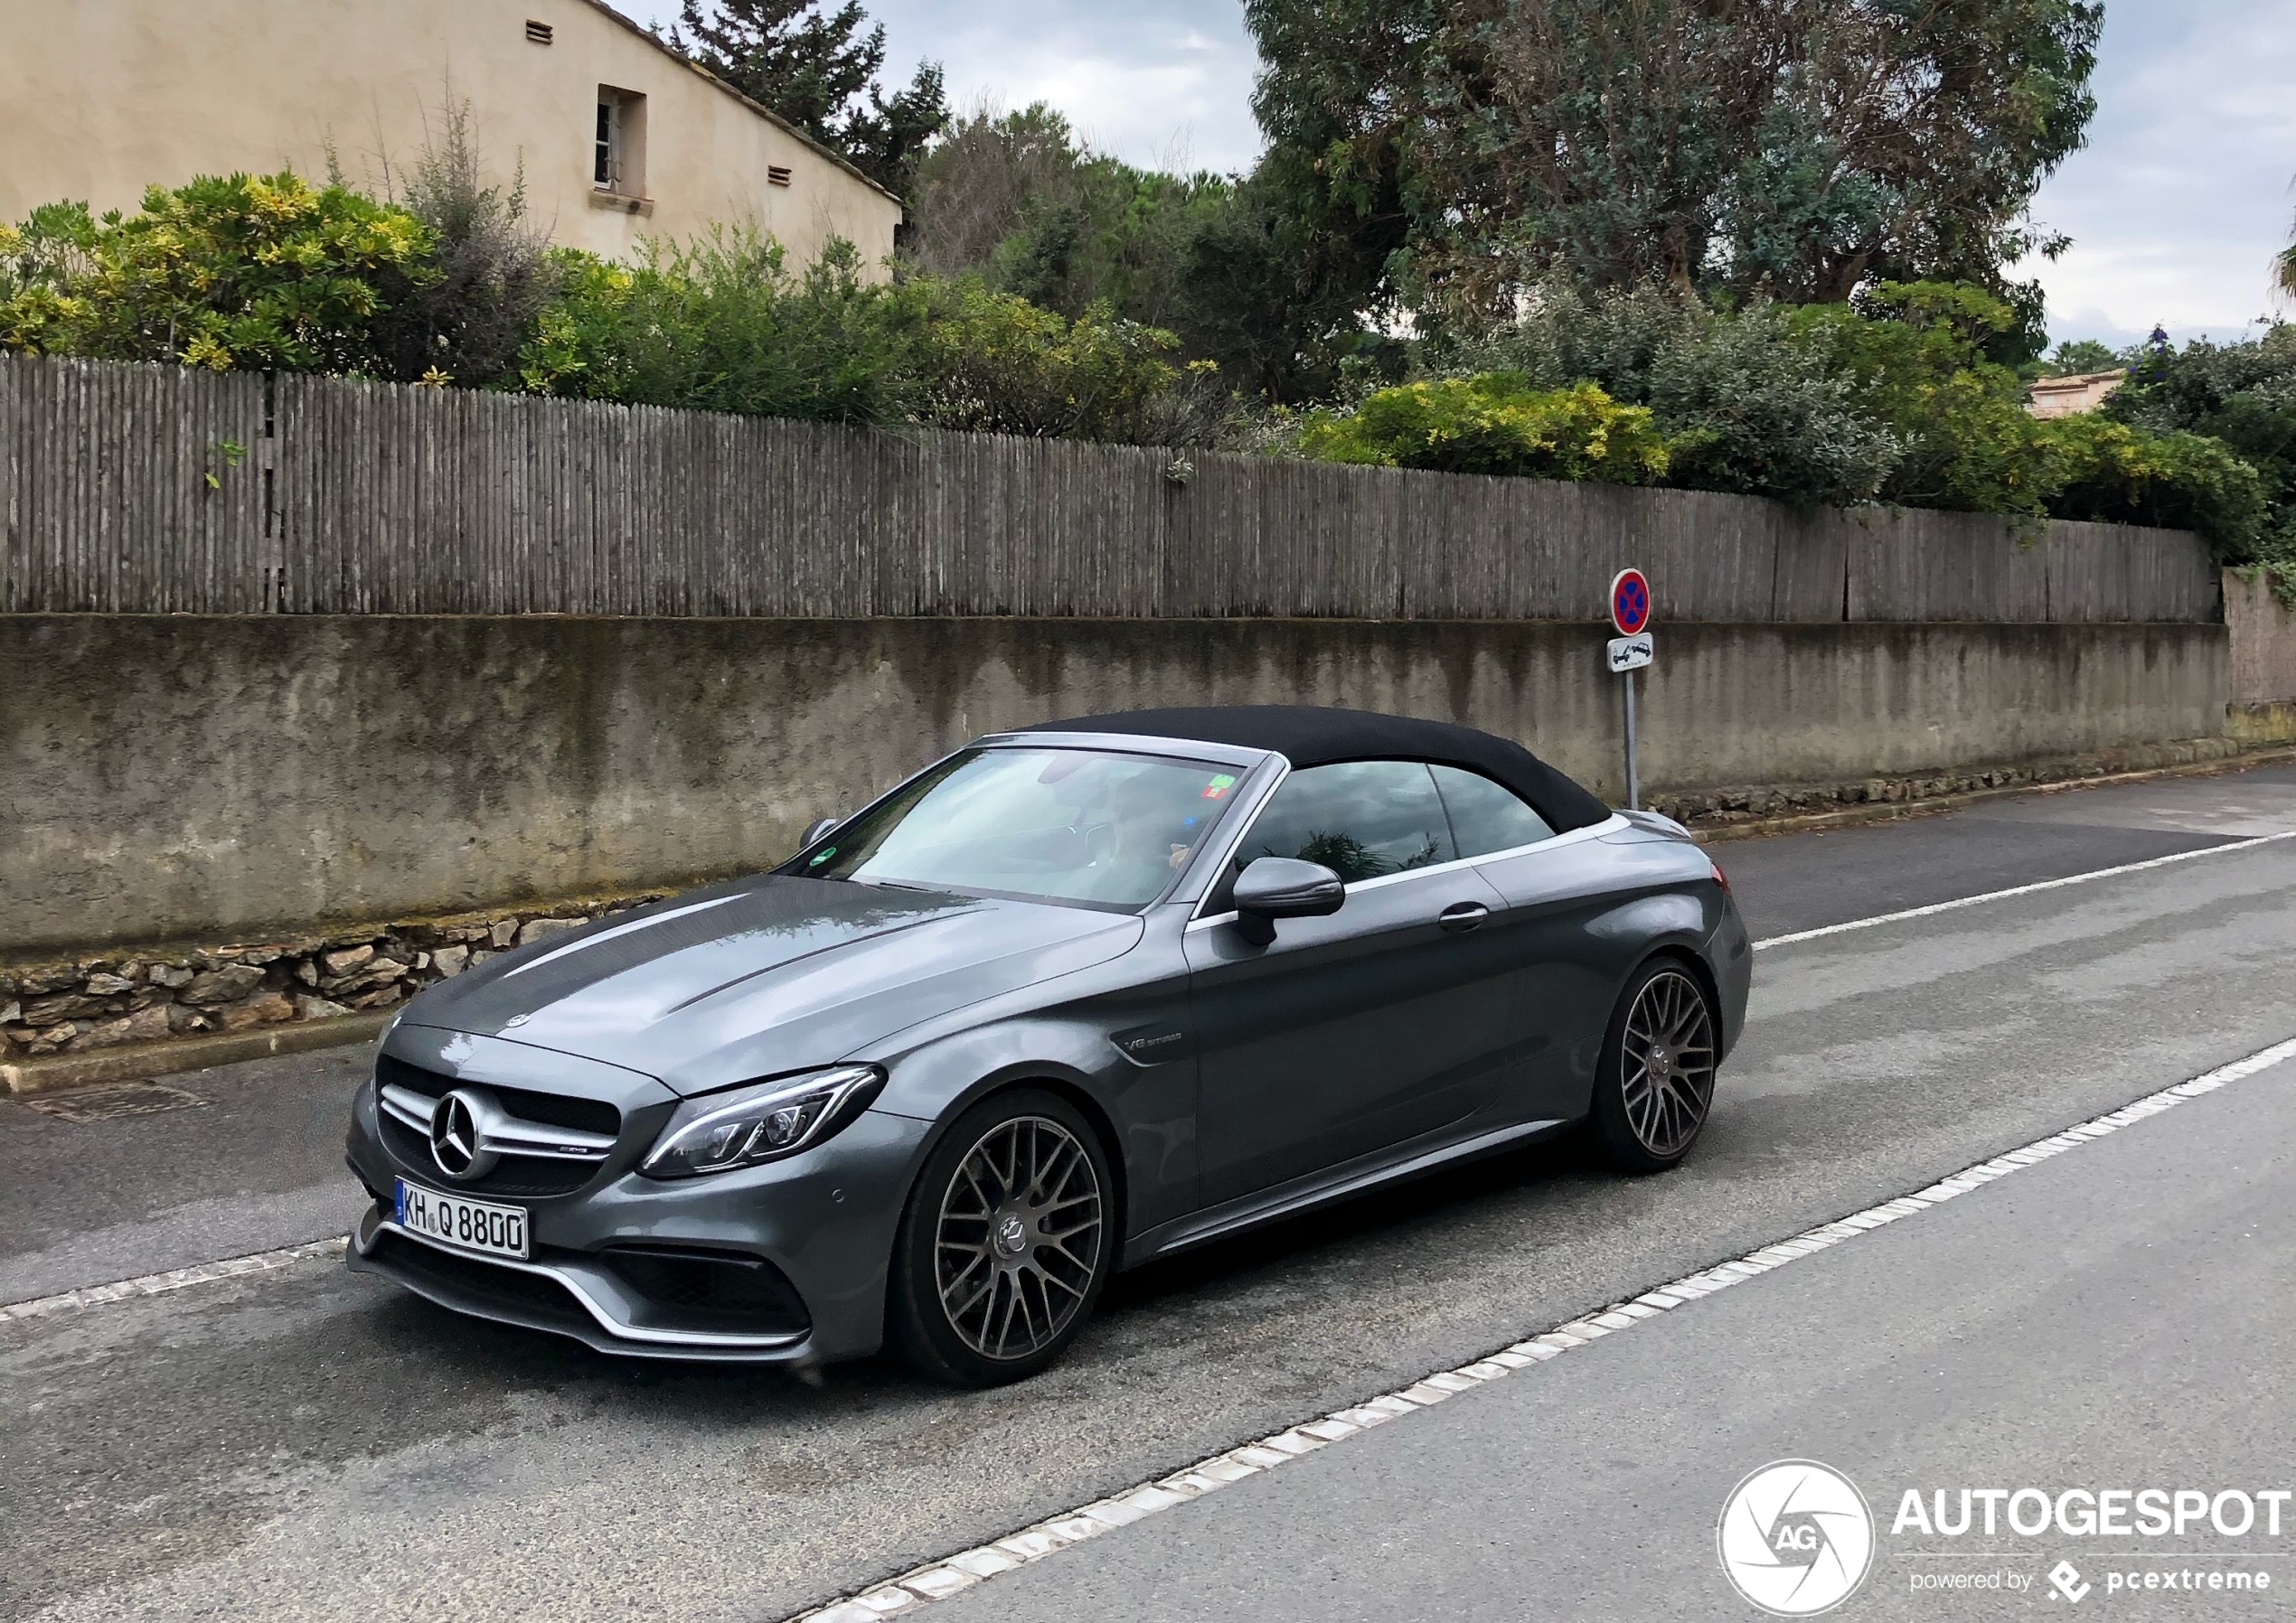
[1,891,668,1091]
[1652,732,2266,830]
[2226,700,2296,746]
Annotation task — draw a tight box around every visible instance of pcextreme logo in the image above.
[1718,1459,1877,1616]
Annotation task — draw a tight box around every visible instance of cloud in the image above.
[875,1,1261,173]
[624,0,1265,174]
[2028,0,2296,343]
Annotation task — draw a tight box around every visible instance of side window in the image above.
[1234,761,1456,884]
[1430,765,1556,858]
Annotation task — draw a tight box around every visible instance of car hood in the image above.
[397,874,1143,1096]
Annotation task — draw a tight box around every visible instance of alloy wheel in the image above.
[933,1115,1105,1362]
[1619,969,1717,1158]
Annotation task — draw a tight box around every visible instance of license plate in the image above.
[394,1177,529,1260]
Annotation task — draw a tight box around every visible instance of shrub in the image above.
[2107,324,2296,568]
[2037,414,2269,551]
[895,277,1192,441]
[1643,306,1902,507]
[1438,280,1897,505]
[1789,281,2063,517]
[371,102,557,388]
[517,232,905,423]
[518,246,1198,442]
[0,173,430,373]
[1298,375,1668,483]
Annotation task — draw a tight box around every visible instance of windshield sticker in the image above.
[808,847,837,867]
[1201,774,1237,800]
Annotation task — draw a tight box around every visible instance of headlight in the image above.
[639,1065,885,1178]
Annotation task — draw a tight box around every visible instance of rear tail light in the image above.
[1710,859,1732,896]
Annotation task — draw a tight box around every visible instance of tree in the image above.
[2278,197,2296,306]
[673,1,946,202]
[1238,0,1424,382]
[907,103,1091,283]
[905,103,1349,399]
[844,61,949,207]
[918,95,1408,399]
[1246,0,2101,326]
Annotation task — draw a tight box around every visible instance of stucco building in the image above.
[2026,369,2127,419]
[0,0,901,269]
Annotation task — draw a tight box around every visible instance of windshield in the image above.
[801,747,1244,909]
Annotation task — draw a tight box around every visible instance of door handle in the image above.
[1438,902,1490,933]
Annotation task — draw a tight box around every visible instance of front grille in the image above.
[377,1055,619,1134]
[375,1055,622,1196]
[599,1245,812,1338]
[370,1231,592,1334]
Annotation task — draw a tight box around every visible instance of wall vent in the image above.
[525,19,553,43]
[767,166,793,189]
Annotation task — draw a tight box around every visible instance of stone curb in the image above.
[0,1010,393,1094]
[1689,741,2296,846]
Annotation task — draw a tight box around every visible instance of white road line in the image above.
[0,1236,346,1321]
[1750,829,2296,951]
[786,1034,2296,1623]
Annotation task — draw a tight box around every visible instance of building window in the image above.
[594,87,646,196]
[524,18,553,43]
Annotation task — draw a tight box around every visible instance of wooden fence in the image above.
[0,352,2222,623]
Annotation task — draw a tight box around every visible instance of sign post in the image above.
[1607,568,1653,810]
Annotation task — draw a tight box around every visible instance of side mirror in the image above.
[800,816,842,849]
[1231,857,1345,946]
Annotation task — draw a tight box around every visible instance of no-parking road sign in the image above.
[1607,567,1653,811]
[1609,568,1652,636]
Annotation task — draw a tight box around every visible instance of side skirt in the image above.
[1121,1115,1577,1269]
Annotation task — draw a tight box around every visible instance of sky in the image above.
[632,1,2296,350]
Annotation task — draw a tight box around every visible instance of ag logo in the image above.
[1717,1459,1875,1615]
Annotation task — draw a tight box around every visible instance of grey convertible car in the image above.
[347,707,1751,1384]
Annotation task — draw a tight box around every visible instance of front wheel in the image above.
[1589,958,1718,1172]
[889,1088,1114,1386]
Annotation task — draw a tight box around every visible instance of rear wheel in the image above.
[889,1088,1114,1386]
[1589,958,1718,1172]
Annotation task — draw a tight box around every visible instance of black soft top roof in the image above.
[1025,705,1613,833]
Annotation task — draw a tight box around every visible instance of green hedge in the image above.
[1290,280,2273,556]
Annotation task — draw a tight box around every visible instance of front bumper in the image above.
[346,1083,933,1364]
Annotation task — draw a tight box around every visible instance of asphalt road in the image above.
[932,1027,2296,1623]
[4,762,2293,1622]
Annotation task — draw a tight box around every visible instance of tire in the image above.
[1588,957,1719,1173]
[889,1087,1115,1386]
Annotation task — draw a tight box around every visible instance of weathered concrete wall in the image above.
[0,614,2229,955]
[2225,568,2296,705]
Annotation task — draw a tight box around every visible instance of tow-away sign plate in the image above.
[1606,633,1653,672]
